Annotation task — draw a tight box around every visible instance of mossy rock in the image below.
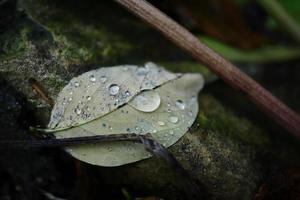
[1,1,300,200]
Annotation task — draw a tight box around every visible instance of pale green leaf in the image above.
[50,63,204,166]
[49,62,178,129]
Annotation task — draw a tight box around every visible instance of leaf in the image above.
[49,62,178,129]
[277,0,300,23]
[49,63,204,166]
[200,36,300,63]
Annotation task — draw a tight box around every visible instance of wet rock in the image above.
[0,1,299,200]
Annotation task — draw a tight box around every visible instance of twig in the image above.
[114,0,300,138]
[141,137,207,199]
[0,133,142,148]
[29,78,54,107]
[0,133,204,199]
[259,0,300,44]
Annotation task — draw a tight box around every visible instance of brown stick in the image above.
[115,0,300,138]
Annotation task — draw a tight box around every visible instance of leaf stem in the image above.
[114,0,300,138]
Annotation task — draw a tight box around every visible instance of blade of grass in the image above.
[259,0,300,44]
[114,0,300,138]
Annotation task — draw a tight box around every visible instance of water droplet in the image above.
[129,90,161,112]
[125,91,131,96]
[86,96,91,101]
[108,84,120,95]
[163,143,166,147]
[175,100,185,110]
[169,130,174,135]
[89,75,96,82]
[158,121,165,126]
[109,126,113,130]
[68,97,72,102]
[74,107,81,115]
[100,76,107,83]
[152,129,157,133]
[69,91,73,95]
[74,81,80,87]
[135,126,140,130]
[169,116,179,124]
[126,128,131,132]
[188,111,193,117]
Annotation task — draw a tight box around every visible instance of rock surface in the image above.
[0,0,300,199]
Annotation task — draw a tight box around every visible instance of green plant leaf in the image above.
[49,63,204,166]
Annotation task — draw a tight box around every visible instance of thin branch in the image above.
[114,0,300,138]
[0,133,204,199]
[29,78,54,107]
[0,133,142,148]
[259,0,300,44]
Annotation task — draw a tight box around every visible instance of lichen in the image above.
[19,0,133,69]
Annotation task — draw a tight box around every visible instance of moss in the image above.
[197,94,271,148]
[20,0,133,69]
[0,20,30,60]
[1,1,299,199]
[98,94,266,199]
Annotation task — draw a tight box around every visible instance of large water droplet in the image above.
[108,84,120,95]
[169,116,179,124]
[89,75,96,82]
[100,76,107,83]
[129,90,161,112]
[86,96,91,101]
[175,100,185,110]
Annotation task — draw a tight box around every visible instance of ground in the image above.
[0,0,300,199]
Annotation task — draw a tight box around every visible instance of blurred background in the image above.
[0,0,300,199]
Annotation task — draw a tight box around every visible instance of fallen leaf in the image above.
[48,63,204,166]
